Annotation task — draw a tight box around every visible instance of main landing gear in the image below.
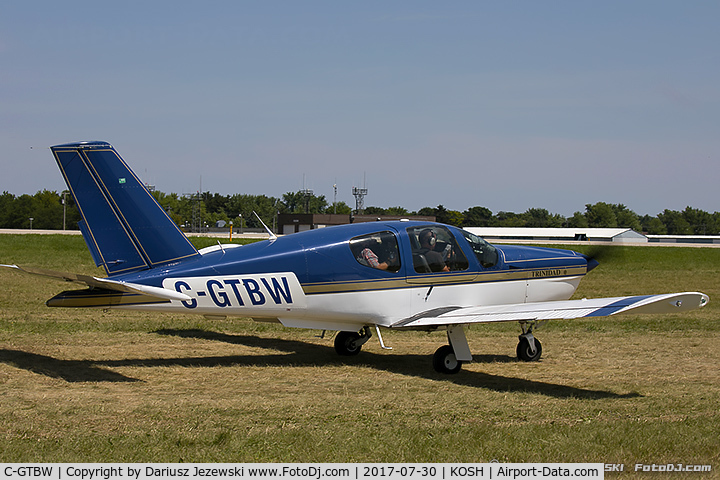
[432,325,473,374]
[334,325,473,374]
[334,326,372,356]
[432,322,544,373]
[334,322,543,374]
[432,344,462,374]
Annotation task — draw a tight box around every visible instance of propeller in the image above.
[576,244,626,272]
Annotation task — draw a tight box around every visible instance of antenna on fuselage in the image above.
[253,211,277,242]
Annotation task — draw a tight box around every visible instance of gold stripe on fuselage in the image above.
[301,265,587,295]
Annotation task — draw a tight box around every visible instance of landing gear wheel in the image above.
[334,331,363,356]
[517,336,542,362]
[433,345,463,374]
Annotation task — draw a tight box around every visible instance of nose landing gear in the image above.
[517,321,543,362]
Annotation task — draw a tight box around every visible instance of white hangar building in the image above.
[464,227,648,244]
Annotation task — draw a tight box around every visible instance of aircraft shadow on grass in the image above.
[0,349,140,383]
[0,329,641,400]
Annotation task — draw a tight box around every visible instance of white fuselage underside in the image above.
[116,275,583,332]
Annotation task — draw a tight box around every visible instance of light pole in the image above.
[61,190,69,231]
[29,217,34,230]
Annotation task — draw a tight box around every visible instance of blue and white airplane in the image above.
[1,142,710,373]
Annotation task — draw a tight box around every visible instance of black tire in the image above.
[517,337,542,362]
[433,344,463,374]
[334,331,362,356]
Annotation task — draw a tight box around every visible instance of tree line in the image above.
[1,189,719,236]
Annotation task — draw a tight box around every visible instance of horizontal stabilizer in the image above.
[46,289,171,308]
[1,264,191,303]
[392,292,709,329]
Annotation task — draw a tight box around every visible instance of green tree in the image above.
[153,191,184,226]
[32,190,64,229]
[585,202,617,228]
[495,211,526,227]
[386,206,409,216]
[658,209,691,235]
[7,194,34,228]
[612,204,641,230]
[567,211,588,228]
[682,207,717,235]
[444,210,464,227]
[0,192,16,227]
[281,191,328,214]
[417,207,437,217]
[640,215,667,235]
[422,205,463,226]
[225,194,281,229]
[202,193,230,217]
[463,206,493,227]
[330,201,352,215]
[364,206,386,215]
[523,208,565,227]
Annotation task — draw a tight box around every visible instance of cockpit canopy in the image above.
[347,223,498,275]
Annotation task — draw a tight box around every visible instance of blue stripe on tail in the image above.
[52,142,198,276]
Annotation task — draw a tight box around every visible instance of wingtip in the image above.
[699,293,710,307]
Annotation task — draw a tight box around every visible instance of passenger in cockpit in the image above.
[358,237,392,270]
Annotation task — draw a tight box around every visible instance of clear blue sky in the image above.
[2,1,718,216]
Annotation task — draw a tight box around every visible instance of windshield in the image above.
[461,230,498,268]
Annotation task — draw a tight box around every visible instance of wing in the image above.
[0,264,191,302]
[392,292,709,329]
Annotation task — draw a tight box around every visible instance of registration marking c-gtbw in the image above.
[163,273,306,310]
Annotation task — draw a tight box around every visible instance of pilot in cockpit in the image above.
[418,228,450,272]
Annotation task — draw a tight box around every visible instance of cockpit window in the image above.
[349,231,401,272]
[406,225,469,273]
[462,230,498,268]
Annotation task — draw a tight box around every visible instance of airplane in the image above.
[1,141,710,374]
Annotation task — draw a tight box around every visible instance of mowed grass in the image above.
[0,235,719,468]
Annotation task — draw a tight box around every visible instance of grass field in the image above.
[0,234,718,471]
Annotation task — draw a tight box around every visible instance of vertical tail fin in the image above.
[51,141,198,276]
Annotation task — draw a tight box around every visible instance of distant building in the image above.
[465,227,648,243]
[647,235,720,245]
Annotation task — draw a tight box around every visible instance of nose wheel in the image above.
[517,335,542,362]
[517,321,543,362]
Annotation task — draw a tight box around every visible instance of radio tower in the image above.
[300,174,314,213]
[352,174,368,214]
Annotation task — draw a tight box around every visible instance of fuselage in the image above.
[84,221,592,332]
